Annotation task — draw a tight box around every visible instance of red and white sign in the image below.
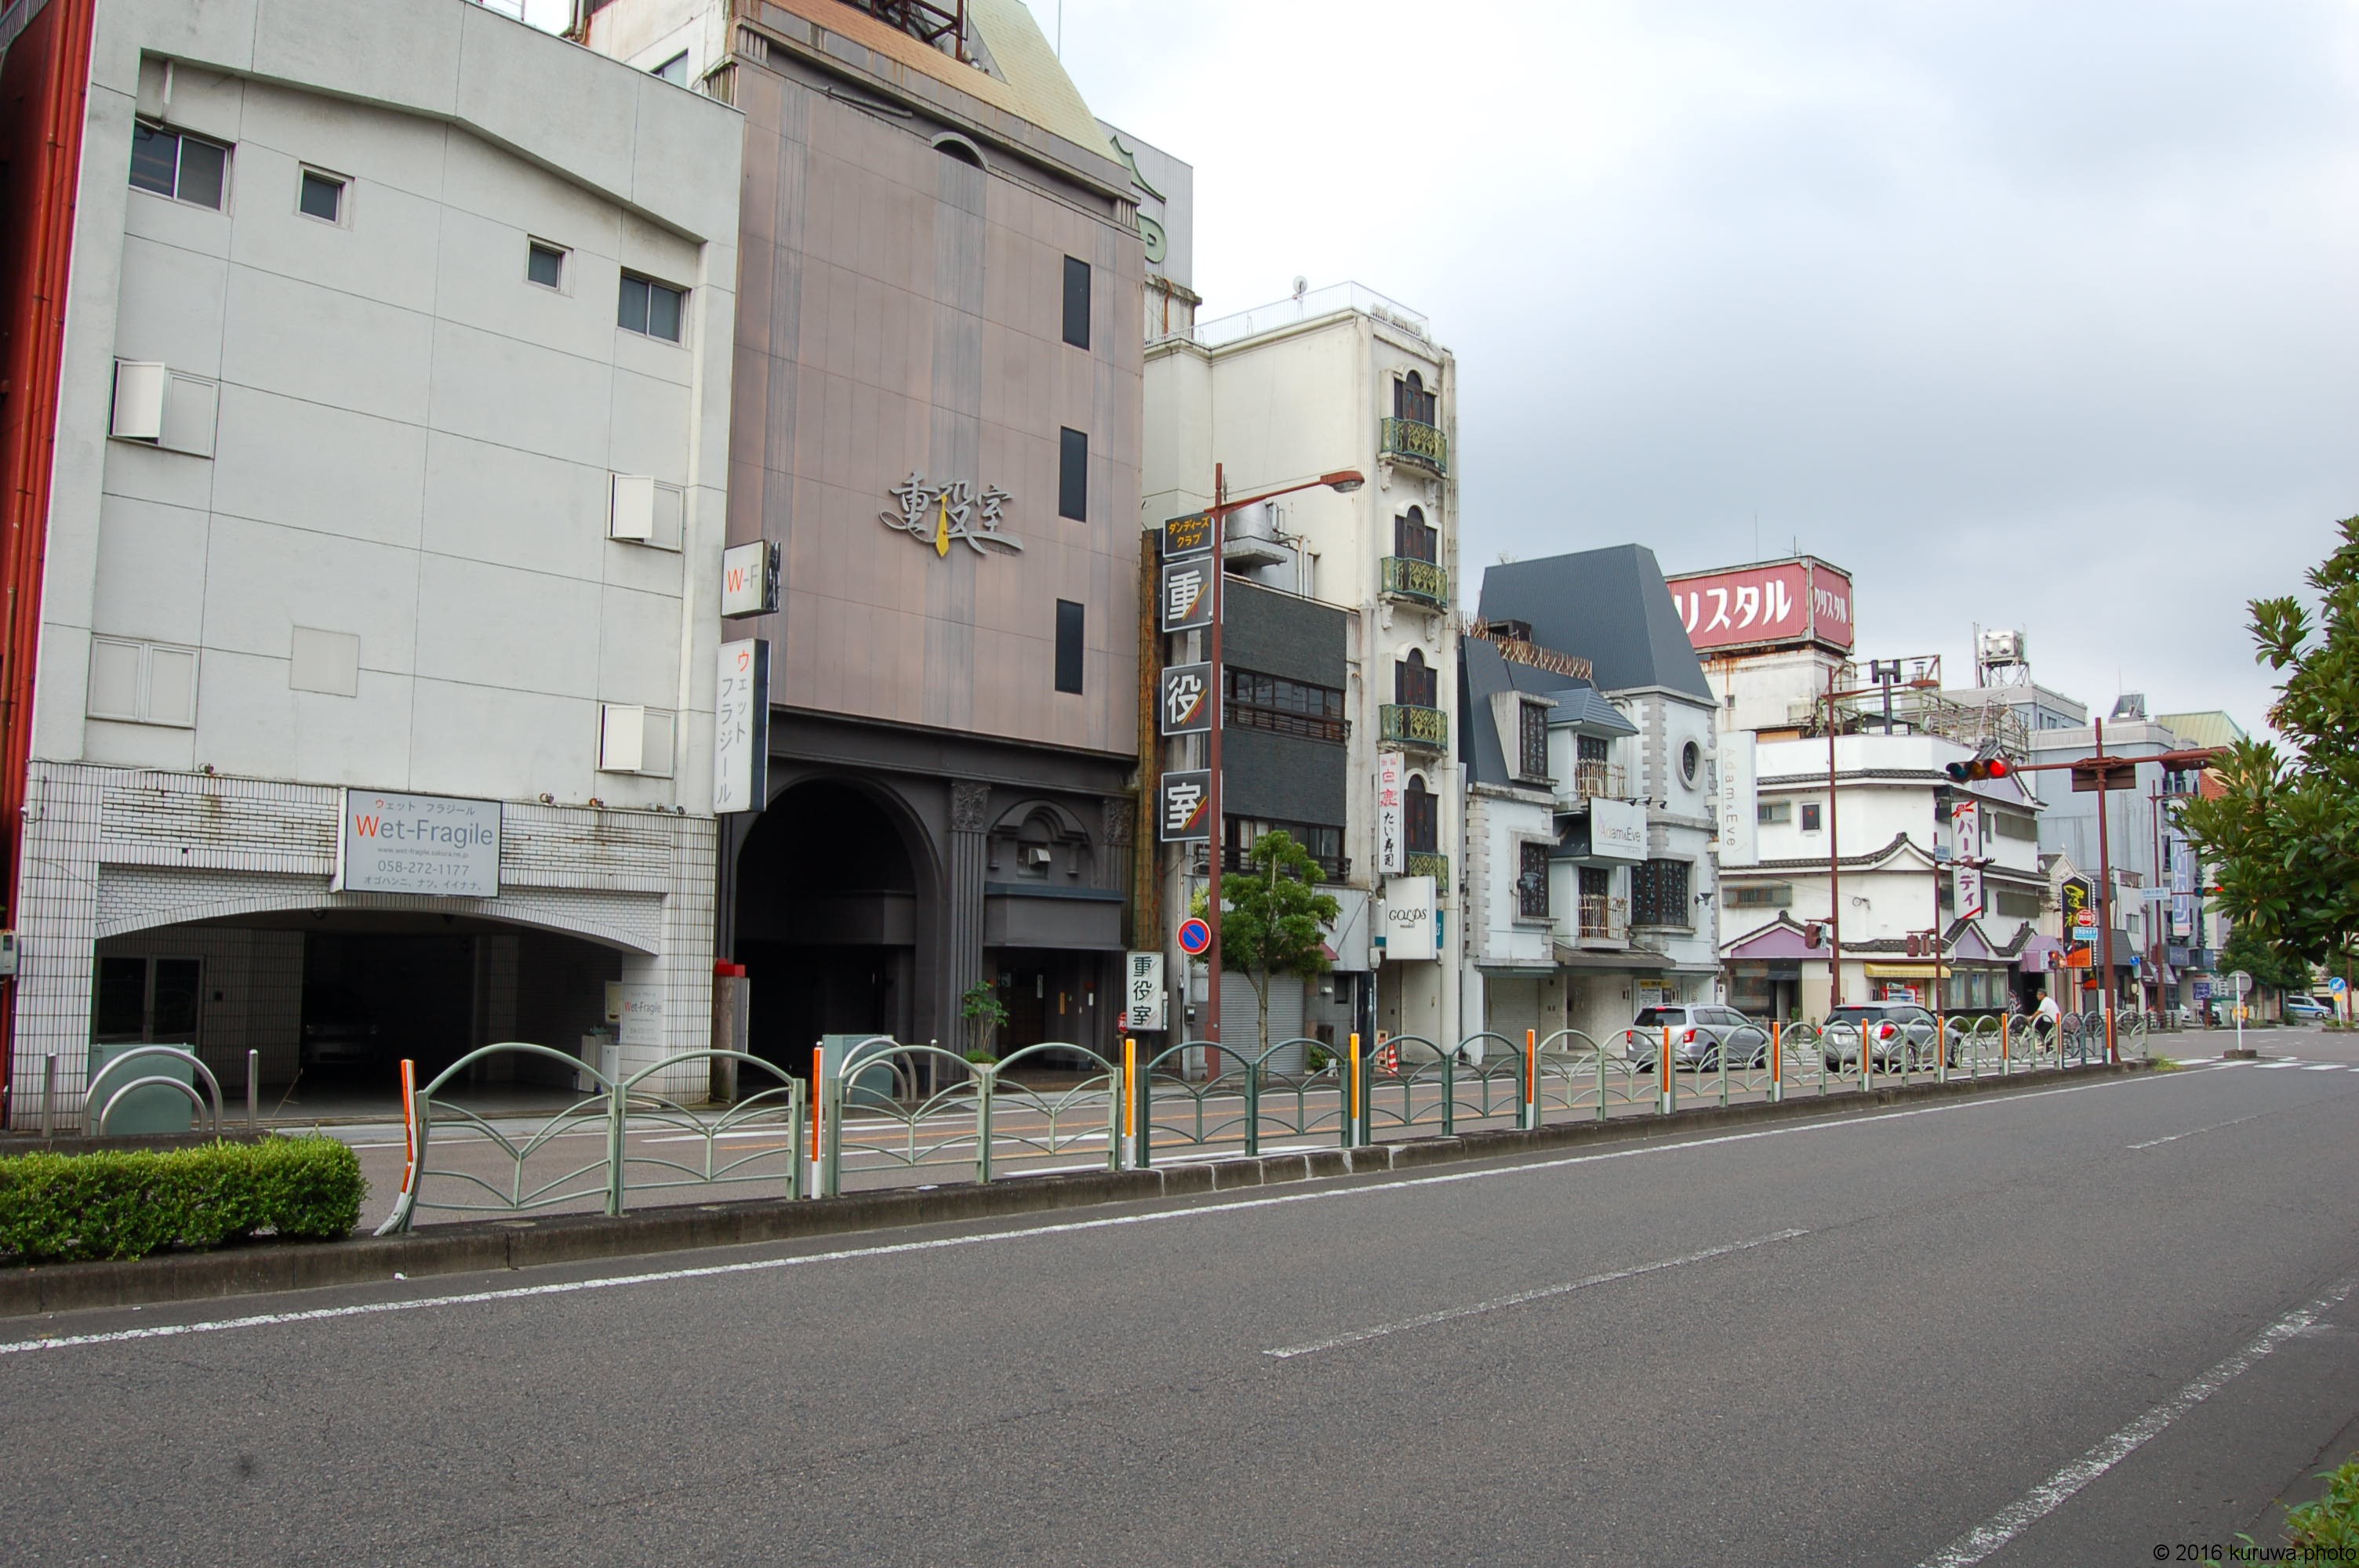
[1666,557,1854,654]
[1376,751,1405,876]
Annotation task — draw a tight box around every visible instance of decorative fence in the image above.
[375,1015,2151,1231]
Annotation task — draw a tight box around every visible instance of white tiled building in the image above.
[7,0,742,1123]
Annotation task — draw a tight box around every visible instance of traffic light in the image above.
[1805,922,1824,949]
[1945,749,2013,783]
[1905,934,1922,957]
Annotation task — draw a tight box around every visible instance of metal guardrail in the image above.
[370,1014,2150,1229]
[88,1045,227,1138]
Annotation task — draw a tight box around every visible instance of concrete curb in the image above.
[0,1062,2140,1319]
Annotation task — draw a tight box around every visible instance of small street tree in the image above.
[2179,516,2359,972]
[1192,830,1341,1062]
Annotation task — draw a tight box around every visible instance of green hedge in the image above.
[0,1136,365,1265]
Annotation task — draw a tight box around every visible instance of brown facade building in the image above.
[582,0,1144,1064]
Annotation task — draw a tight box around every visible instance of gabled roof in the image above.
[1547,688,1639,736]
[1478,545,1714,702]
[1459,635,1623,786]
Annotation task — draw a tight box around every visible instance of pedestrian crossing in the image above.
[2174,1055,2359,1070]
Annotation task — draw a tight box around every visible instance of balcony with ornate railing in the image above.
[1560,760,1628,804]
[1576,895,1630,942]
[1379,702,1448,752]
[1405,851,1449,885]
[1193,844,1352,884]
[1379,555,1449,609]
[1379,416,1448,474]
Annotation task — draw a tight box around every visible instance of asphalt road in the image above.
[4,1029,2354,1566]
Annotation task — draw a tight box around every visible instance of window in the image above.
[128,122,227,209]
[1680,739,1702,786]
[1062,256,1092,350]
[527,241,566,289]
[1517,702,1549,781]
[1054,599,1085,694]
[597,704,676,777]
[1757,800,1791,825]
[1578,734,1609,764]
[618,272,685,343]
[609,474,685,550]
[1725,884,1794,908]
[1518,840,1551,920]
[93,956,202,1044]
[1227,817,1347,880]
[1579,866,1612,902]
[297,169,344,223]
[1630,859,1693,928]
[109,360,218,457]
[1801,802,1823,833]
[1394,648,1437,708]
[1394,369,1438,425]
[87,637,198,727]
[1394,506,1438,564]
[652,51,690,85]
[1058,428,1089,521]
[1995,890,2044,918]
[1992,812,2038,842]
[1405,775,1438,855]
[1224,667,1346,742]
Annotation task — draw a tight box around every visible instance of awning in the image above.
[1551,945,1672,972]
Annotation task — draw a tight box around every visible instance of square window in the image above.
[1058,427,1088,521]
[619,272,685,343]
[652,51,689,85]
[298,169,344,223]
[527,241,565,289]
[87,637,198,727]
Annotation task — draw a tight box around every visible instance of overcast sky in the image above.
[532,1,2359,735]
[1048,0,2359,737]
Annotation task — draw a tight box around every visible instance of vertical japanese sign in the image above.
[1951,801,1984,920]
[1376,751,1405,875]
[714,638,769,815]
[2169,837,2195,938]
[1159,662,1212,735]
[1158,769,1211,842]
[1123,951,1166,1030]
[1159,559,1212,633]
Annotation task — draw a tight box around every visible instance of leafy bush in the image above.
[0,1137,364,1264]
[2285,1454,2359,1551]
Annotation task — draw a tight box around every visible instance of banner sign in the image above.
[1382,875,1438,961]
[1158,769,1211,842]
[1159,559,1212,633]
[1376,751,1405,875]
[1951,801,1984,920]
[721,539,778,618]
[714,638,770,814]
[1161,511,1214,560]
[1159,662,1212,735]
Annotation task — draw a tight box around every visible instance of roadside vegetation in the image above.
[0,1136,362,1264]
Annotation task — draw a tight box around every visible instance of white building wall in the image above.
[12,0,743,1123]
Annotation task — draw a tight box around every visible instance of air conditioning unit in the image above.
[1222,501,1289,569]
[1978,628,2026,666]
[1023,846,1054,869]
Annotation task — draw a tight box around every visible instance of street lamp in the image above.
[1194,463,1365,1058]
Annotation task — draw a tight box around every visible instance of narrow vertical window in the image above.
[1058,428,1088,521]
[1054,599,1085,694]
[1062,256,1092,350]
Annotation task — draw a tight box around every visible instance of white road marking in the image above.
[1914,1272,2359,1568]
[2255,1061,2303,1069]
[2303,1064,2344,1072]
[0,1065,2226,1361]
[1263,1229,1811,1359]
[2128,1108,2272,1149]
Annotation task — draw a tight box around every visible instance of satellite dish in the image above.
[1291,275,1308,299]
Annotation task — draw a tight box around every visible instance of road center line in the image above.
[1913,1271,2359,1568]
[0,1065,2224,1361]
[1263,1229,1811,1359]
[2128,1108,2274,1149]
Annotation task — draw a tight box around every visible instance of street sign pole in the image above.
[1205,464,1226,1064]
[2096,717,2116,1063]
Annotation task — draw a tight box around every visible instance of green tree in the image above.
[2216,923,2314,996]
[2179,516,2359,971]
[1191,830,1341,1062]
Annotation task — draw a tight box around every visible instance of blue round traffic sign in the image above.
[1177,917,1212,956]
[2333,977,2349,993]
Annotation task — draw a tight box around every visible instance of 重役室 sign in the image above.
[1124,950,1165,1029]
[333,789,502,898]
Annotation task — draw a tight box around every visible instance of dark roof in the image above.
[1545,688,1637,735]
[1459,634,1617,787]
[1478,545,1714,702]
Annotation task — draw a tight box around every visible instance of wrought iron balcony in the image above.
[1379,416,1448,474]
[1405,851,1449,885]
[1379,702,1448,751]
[1576,894,1629,942]
[1561,760,1627,803]
[1193,844,1352,884]
[1379,555,1449,608]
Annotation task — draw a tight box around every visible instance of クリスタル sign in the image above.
[334,789,502,898]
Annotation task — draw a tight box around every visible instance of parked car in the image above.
[300,984,381,1069]
[1819,1003,1943,1070]
[2284,994,2332,1022]
[1627,1005,1772,1072]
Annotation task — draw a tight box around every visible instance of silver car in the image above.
[1629,1005,1772,1072]
[1820,1003,1943,1070]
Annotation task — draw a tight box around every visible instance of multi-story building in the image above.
[1141,281,1462,1050]
[1478,547,1722,1042]
[0,0,742,1124]
[1718,733,2047,1019]
[581,0,1147,1066]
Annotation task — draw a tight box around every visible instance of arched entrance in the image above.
[733,779,929,1069]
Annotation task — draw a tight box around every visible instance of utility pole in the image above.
[2095,717,2116,1062]
[1825,662,1842,1008]
[1205,463,1225,1061]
